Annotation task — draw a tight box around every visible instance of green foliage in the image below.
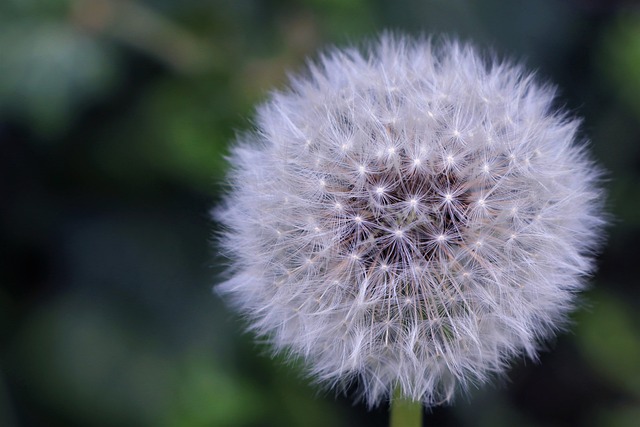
[0,22,117,136]
[599,14,640,118]
[576,291,640,397]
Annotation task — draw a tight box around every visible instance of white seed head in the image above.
[215,34,605,407]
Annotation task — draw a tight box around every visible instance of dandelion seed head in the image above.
[215,34,605,407]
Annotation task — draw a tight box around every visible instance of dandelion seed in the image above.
[215,34,606,409]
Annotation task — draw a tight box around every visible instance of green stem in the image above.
[390,387,423,427]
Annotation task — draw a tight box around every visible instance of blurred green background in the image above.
[1,0,639,426]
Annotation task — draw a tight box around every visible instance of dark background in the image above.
[1,1,639,426]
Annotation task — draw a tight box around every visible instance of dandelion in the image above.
[215,34,605,415]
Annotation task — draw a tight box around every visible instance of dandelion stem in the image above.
[390,387,423,427]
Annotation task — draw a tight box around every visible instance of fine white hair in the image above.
[215,34,605,407]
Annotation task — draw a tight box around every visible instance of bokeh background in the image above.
[1,0,639,426]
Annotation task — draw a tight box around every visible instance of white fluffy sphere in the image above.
[215,35,605,407]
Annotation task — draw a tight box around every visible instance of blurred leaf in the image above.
[0,0,71,19]
[12,295,295,427]
[103,74,236,191]
[166,353,266,427]
[265,354,349,427]
[591,404,640,427]
[0,21,118,136]
[14,298,173,426]
[299,0,375,40]
[456,385,541,427]
[575,291,640,397]
[598,13,640,118]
